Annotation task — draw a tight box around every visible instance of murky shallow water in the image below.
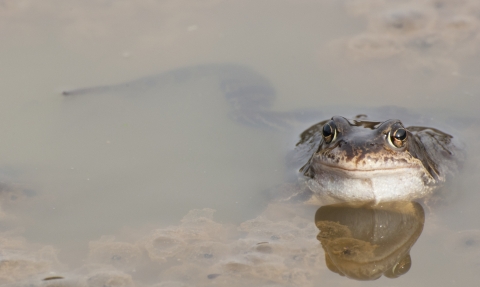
[1,0,480,286]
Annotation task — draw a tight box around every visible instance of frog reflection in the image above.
[315,201,424,280]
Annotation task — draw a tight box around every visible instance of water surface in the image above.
[1,0,480,286]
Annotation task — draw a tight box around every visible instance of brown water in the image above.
[1,0,480,286]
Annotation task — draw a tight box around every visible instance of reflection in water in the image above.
[315,201,425,280]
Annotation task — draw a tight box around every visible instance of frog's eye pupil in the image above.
[322,124,333,137]
[322,121,337,144]
[394,128,407,141]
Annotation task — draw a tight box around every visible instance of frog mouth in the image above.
[316,160,418,174]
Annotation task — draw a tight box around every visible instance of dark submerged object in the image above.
[63,64,317,130]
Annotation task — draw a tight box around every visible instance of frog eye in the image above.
[322,121,337,144]
[384,254,411,278]
[388,126,407,148]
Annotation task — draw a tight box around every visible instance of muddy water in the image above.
[1,0,480,286]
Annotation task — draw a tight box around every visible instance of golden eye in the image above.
[384,254,411,278]
[388,127,407,148]
[322,121,337,144]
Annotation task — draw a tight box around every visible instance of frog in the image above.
[62,63,463,204]
[295,115,462,203]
